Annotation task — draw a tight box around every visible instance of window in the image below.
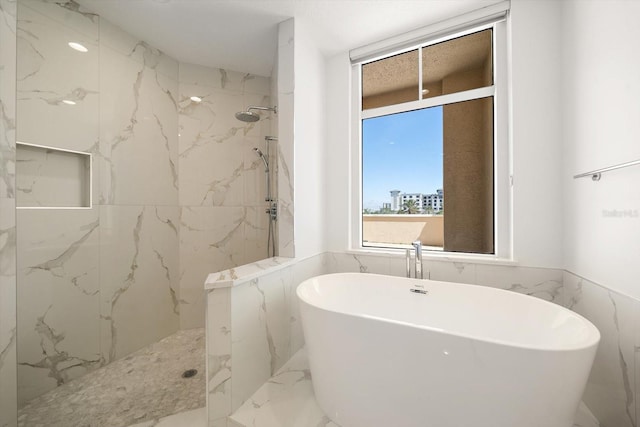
[351,11,509,257]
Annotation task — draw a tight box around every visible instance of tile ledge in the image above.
[204,256,295,290]
[344,249,521,267]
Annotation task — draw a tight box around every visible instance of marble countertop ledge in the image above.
[204,257,295,290]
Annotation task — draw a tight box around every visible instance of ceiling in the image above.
[76,0,502,77]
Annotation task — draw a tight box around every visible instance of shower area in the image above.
[12,0,281,425]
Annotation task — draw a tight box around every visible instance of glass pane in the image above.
[361,97,494,253]
[442,96,494,254]
[421,29,492,99]
[362,49,419,110]
[362,106,444,249]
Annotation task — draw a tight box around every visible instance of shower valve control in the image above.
[266,203,278,221]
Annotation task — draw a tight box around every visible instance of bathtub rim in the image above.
[297,272,601,353]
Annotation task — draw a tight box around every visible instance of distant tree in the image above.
[399,199,420,214]
[363,208,375,214]
[423,206,434,215]
[379,206,394,214]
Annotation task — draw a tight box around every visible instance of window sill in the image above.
[346,247,519,266]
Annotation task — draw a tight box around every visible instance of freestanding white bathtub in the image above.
[297,273,600,427]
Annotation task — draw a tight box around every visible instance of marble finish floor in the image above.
[230,348,600,427]
[127,407,206,427]
[18,328,205,427]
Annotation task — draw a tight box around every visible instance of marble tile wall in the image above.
[97,14,181,362]
[276,19,294,258]
[563,271,638,427]
[15,0,101,406]
[178,63,273,330]
[206,254,326,426]
[0,0,17,425]
[325,252,565,304]
[14,0,182,406]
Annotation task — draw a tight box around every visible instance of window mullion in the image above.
[362,85,495,120]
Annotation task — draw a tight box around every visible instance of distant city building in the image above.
[390,190,401,211]
[389,189,444,212]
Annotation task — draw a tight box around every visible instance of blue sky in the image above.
[362,106,443,210]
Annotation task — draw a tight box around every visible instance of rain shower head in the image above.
[235,111,260,122]
[235,105,278,123]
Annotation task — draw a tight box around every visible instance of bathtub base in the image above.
[229,347,599,427]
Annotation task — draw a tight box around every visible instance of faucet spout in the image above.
[412,241,423,280]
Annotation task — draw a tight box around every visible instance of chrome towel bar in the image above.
[573,159,640,181]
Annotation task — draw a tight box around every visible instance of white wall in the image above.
[509,0,563,268]
[561,0,640,299]
[325,53,351,253]
[324,0,565,268]
[293,18,327,258]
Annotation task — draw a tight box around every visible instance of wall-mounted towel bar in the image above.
[573,159,640,181]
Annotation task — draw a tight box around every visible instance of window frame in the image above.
[349,17,511,260]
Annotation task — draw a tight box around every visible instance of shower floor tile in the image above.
[230,348,600,427]
[17,328,205,427]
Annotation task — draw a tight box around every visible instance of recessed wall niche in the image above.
[16,142,92,209]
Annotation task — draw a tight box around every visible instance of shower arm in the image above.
[247,106,278,114]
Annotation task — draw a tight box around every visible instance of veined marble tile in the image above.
[243,205,270,264]
[16,208,102,405]
[204,257,293,290]
[564,271,636,427]
[178,86,249,207]
[180,206,254,328]
[277,199,294,258]
[19,0,98,40]
[475,264,563,304]
[289,254,327,357]
[229,348,338,427]
[231,267,293,411]
[426,258,476,284]
[99,45,178,206]
[276,90,293,258]
[242,74,271,97]
[277,34,294,95]
[180,62,270,96]
[99,18,178,80]
[0,2,17,424]
[127,407,207,427]
[0,0,17,200]
[16,143,92,208]
[325,252,390,275]
[0,197,17,427]
[206,288,232,423]
[179,62,225,89]
[99,205,180,363]
[243,135,271,208]
[16,3,99,151]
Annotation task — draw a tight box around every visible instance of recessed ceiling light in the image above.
[190,96,202,103]
[68,42,88,53]
[62,100,76,105]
